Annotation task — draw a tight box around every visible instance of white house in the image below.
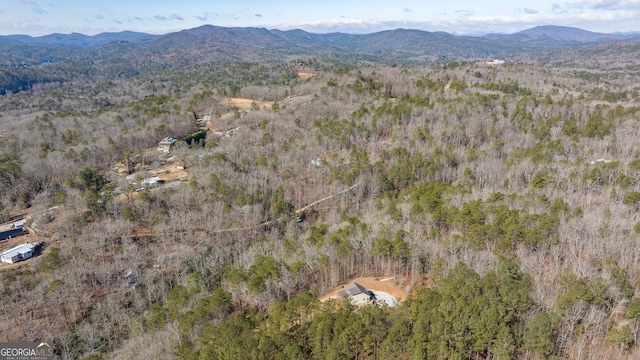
[338,282,372,305]
[1,243,35,264]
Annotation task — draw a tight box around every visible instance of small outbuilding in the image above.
[338,282,372,305]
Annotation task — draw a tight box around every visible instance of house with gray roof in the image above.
[338,282,372,305]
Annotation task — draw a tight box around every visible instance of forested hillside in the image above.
[1,27,640,359]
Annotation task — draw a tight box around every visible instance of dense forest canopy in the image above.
[1,25,640,359]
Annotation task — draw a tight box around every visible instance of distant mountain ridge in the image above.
[515,25,628,42]
[1,24,637,51]
[0,30,158,48]
[1,23,640,96]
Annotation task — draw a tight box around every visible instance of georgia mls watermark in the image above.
[0,342,54,360]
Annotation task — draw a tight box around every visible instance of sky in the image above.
[1,0,639,37]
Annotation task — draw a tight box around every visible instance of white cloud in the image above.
[153,14,183,21]
[455,10,474,16]
[196,14,210,21]
[566,0,640,10]
[195,12,242,22]
[589,0,640,9]
[274,18,436,34]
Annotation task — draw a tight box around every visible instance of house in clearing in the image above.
[1,243,36,264]
[338,282,372,305]
[158,137,176,152]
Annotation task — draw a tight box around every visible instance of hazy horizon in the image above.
[2,23,640,39]
[1,0,639,37]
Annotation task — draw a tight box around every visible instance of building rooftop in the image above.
[1,243,35,258]
[0,218,26,232]
[159,137,177,145]
[13,219,26,228]
[338,282,368,297]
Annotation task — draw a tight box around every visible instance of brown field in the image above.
[112,157,189,203]
[223,97,274,110]
[297,72,316,79]
[148,162,189,182]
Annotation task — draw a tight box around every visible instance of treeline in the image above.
[149,261,554,359]
[0,66,64,95]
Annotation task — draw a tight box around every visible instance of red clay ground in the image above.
[222,97,274,110]
[319,276,423,303]
[297,72,316,79]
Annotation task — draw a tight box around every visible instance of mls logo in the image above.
[0,342,54,360]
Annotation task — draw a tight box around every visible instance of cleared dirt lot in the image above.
[223,97,274,110]
[319,276,415,303]
[297,72,316,79]
[148,162,189,182]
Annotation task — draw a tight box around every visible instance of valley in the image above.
[1,24,640,359]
